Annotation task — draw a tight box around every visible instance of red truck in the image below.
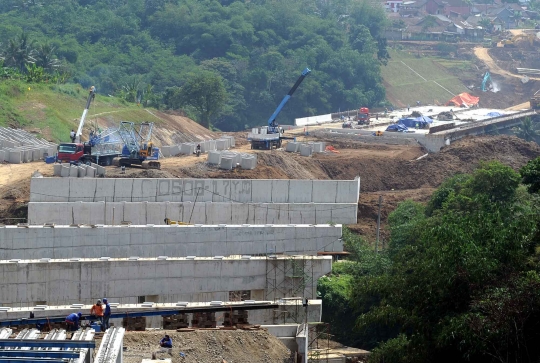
[357,107,370,125]
[56,142,118,166]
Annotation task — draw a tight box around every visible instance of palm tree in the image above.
[34,42,60,71]
[1,33,36,72]
[513,117,540,142]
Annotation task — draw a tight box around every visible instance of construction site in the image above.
[1,33,540,363]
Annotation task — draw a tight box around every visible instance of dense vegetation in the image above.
[0,0,389,131]
[319,159,540,363]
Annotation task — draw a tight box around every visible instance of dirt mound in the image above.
[314,135,540,193]
[122,330,291,363]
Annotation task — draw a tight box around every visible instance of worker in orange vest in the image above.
[90,299,104,326]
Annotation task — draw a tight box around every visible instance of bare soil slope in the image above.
[122,330,291,363]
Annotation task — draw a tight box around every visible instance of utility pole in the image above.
[376,195,382,253]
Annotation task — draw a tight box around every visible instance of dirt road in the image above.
[474,47,540,81]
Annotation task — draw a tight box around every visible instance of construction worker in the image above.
[196,144,201,157]
[70,130,76,143]
[160,335,173,348]
[102,298,111,330]
[90,299,104,325]
[65,312,82,331]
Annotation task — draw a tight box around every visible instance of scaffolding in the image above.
[265,255,316,301]
[307,323,332,362]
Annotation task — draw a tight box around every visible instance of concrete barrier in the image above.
[30,177,361,204]
[0,256,332,305]
[28,201,358,225]
[0,224,343,259]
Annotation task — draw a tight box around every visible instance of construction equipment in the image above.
[501,33,538,47]
[57,87,124,166]
[530,89,540,110]
[374,131,384,136]
[113,121,161,169]
[75,86,96,143]
[357,107,370,125]
[164,218,192,225]
[482,72,493,92]
[248,68,311,150]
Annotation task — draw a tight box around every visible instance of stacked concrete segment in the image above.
[0,127,57,164]
[30,177,360,203]
[51,163,105,177]
[28,201,357,225]
[159,137,233,157]
[0,224,343,259]
[0,256,332,305]
[286,141,326,156]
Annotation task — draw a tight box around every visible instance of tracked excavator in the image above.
[112,121,161,169]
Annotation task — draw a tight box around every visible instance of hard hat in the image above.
[77,312,82,318]
[97,299,102,304]
[103,298,108,303]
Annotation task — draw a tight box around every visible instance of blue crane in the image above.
[250,67,311,149]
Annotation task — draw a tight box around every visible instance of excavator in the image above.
[501,33,538,47]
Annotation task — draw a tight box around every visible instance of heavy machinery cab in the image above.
[57,143,84,163]
[357,107,370,125]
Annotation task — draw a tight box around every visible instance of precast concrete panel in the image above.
[72,201,106,225]
[104,202,125,225]
[132,179,158,202]
[163,202,184,222]
[60,165,70,177]
[146,202,169,225]
[211,179,231,202]
[230,179,252,203]
[330,203,357,224]
[230,203,251,224]
[289,180,313,203]
[271,180,290,203]
[182,179,213,202]
[314,203,333,224]
[336,178,360,203]
[289,204,316,224]
[68,178,97,202]
[114,179,134,202]
[180,202,207,224]
[312,180,338,203]
[69,165,78,177]
[205,203,232,224]
[123,202,148,224]
[251,180,273,203]
[156,179,184,202]
[93,179,116,202]
[30,178,70,202]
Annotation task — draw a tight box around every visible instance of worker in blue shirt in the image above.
[102,298,111,330]
[65,312,82,331]
[160,335,173,348]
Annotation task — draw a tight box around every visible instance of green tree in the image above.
[521,156,540,194]
[353,161,540,363]
[178,70,227,129]
[479,18,492,32]
[34,42,60,71]
[513,117,540,142]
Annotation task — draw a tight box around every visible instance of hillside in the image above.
[0,81,215,145]
[381,49,470,107]
[0,0,389,131]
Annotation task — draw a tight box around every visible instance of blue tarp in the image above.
[386,124,409,132]
[398,116,433,129]
[486,112,503,117]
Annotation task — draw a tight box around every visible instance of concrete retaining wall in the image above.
[0,256,332,305]
[29,177,361,204]
[0,224,343,259]
[28,201,357,225]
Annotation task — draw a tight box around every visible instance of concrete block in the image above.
[299,144,312,157]
[285,142,299,152]
[0,150,5,162]
[211,179,231,203]
[219,156,234,170]
[289,180,313,203]
[8,150,22,164]
[86,166,96,178]
[207,151,221,165]
[69,165,78,177]
[30,177,70,202]
[23,149,32,163]
[240,156,256,170]
[53,164,62,176]
[336,178,360,203]
[216,139,228,151]
[32,148,41,161]
[180,143,195,155]
[60,165,70,177]
[180,202,207,224]
[122,202,148,224]
[161,146,171,157]
[205,203,232,224]
[91,163,106,177]
[113,179,134,201]
[77,166,86,178]
[170,145,180,156]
